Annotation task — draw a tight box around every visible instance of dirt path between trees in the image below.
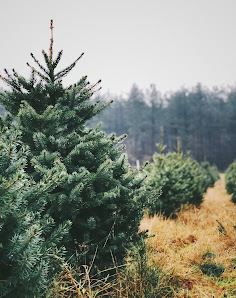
[140,175,236,297]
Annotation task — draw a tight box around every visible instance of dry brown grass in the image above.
[140,175,236,297]
[52,176,235,297]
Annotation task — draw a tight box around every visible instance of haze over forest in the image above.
[1,0,236,95]
[88,83,236,171]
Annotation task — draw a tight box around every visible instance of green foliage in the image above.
[145,148,212,217]
[201,161,220,188]
[0,124,70,297]
[225,161,236,203]
[200,263,225,277]
[0,105,5,116]
[0,22,146,271]
[196,251,225,278]
[199,251,224,277]
[202,251,216,260]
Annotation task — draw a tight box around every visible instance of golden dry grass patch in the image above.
[140,176,236,297]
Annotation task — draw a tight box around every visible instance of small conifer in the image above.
[145,147,210,217]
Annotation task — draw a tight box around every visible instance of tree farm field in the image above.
[1,20,236,297]
[140,175,236,297]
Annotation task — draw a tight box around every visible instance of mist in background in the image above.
[0,0,236,95]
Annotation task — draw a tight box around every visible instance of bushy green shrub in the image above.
[200,263,225,277]
[200,251,224,277]
[145,149,211,217]
[225,161,236,203]
[201,161,220,188]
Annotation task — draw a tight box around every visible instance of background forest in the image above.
[1,82,235,171]
[88,83,236,171]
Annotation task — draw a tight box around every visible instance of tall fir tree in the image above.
[124,84,149,164]
[0,122,70,297]
[0,20,146,267]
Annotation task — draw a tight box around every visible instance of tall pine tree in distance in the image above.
[0,20,146,267]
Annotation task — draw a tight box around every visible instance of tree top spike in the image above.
[49,20,54,62]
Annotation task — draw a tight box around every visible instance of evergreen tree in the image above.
[0,20,145,267]
[124,84,149,164]
[225,161,236,203]
[0,122,70,297]
[165,89,190,153]
[146,84,163,155]
[200,162,219,188]
[145,144,209,217]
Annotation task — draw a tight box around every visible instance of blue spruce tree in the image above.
[0,20,146,268]
[0,122,70,297]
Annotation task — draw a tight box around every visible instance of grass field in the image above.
[52,176,236,297]
[140,175,236,297]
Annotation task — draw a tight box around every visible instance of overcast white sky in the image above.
[1,0,236,95]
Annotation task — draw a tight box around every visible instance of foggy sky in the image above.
[1,0,236,95]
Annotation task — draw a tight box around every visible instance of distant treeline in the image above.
[89,83,236,171]
[1,83,236,171]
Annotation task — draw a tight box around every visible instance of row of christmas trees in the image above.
[225,161,236,204]
[0,21,219,297]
